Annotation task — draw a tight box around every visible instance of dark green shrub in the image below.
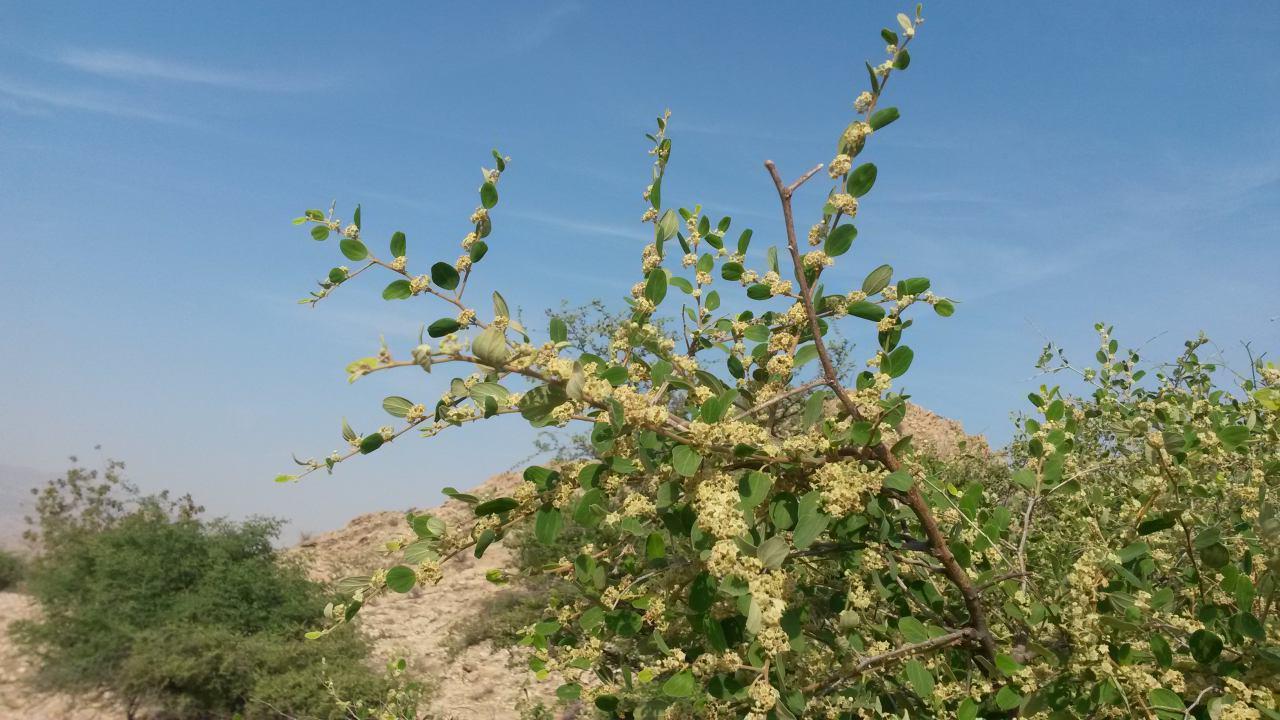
[0,548,24,591]
[13,461,420,719]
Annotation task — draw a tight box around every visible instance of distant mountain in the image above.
[0,464,49,551]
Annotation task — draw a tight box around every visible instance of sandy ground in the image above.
[289,472,563,719]
[0,592,124,720]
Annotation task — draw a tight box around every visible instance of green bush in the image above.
[0,548,24,591]
[13,462,421,719]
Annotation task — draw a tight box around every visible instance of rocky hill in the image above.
[288,471,561,720]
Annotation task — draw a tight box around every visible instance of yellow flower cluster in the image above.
[812,460,884,516]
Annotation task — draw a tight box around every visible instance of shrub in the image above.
[275,6,1277,718]
[0,548,24,591]
[14,462,421,719]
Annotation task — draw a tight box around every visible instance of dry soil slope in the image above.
[290,472,563,719]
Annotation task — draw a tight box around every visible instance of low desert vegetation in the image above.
[277,5,1278,719]
[0,548,24,591]
[12,459,425,720]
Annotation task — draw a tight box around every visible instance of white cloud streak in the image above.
[0,75,189,124]
[56,48,300,92]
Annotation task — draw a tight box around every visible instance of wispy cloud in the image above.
[507,209,649,242]
[0,75,190,124]
[504,2,582,54]
[56,48,302,92]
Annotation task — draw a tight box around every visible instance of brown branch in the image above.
[764,158,999,670]
[810,628,976,694]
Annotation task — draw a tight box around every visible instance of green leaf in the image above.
[885,345,914,378]
[1149,634,1173,667]
[882,470,913,492]
[549,316,568,343]
[311,225,330,241]
[689,572,717,612]
[758,536,789,569]
[898,277,931,295]
[746,284,772,300]
[845,163,877,197]
[1231,612,1265,640]
[335,576,371,594]
[470,382,510,406]
[1116,541,1148,563]
[491,291,510,320]
[411,515,445,538]
[1147,688,1185,714]
[382,396,414,417]
[442,486,480,504]
[898,616,929,643]
[933,299,955,317]
[893,48,911,70]
[472,326,510,367]
[995,686,1022,711]
[848,301,885,321]
[995,654,1024,676]
[644,269,667,305]
[792,491,830,549]
[738,471,772,509]
[474,529,496,558]
[1188,629,1222,664]
[359,433,385,454]
[390,231,406,257]
[1137,514,1176,535]
[672,445,702,477]
[385,565,416,593]
[431,262,460,290]
[661,670,696,698]
[556,683,581,701]
[475,497,520,516]
[339,238,368,261]
[273,474,296,483]
[427,318,461,337]
[1215,425,1249,451]
[404,540,439,565]
[352,203,362,229]
[904,659,933,697]
[480,181,498,209]
[869,106,900,131]
[861,264,893,294]
[382,280,412,300]
[824,224,857,257]
[535,506,562,544]
[656,210,678,241]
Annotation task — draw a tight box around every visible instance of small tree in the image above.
[277,7,1277,718]
[14,461,424,719]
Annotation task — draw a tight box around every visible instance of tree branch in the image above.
[811,628,976,695]
[764,158,999,670]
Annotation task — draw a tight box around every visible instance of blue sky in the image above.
[1,2,1277,537]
